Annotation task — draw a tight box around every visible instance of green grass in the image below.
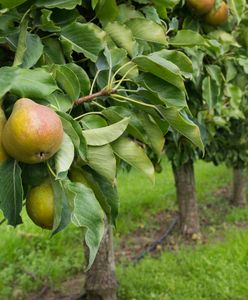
[0,212,84,299]
[0,160,246,300]
[117,228,248,300]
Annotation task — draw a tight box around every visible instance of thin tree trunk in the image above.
[231,168,247,206]
[84,221,117,300]
[173,160,200,237]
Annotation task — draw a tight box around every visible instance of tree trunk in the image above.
[231,168,247,206]
[173,160,200,237]
[84,221,117,300]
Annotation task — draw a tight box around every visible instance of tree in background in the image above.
[204,1,248,207]
[166,0,248,236]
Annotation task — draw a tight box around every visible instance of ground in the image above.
[0,160,248,300]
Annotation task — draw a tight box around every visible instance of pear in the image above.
[186,0,215,15]
[26,181,54,229]
[2,98,63,164]
[0,107,8,162]
[205,2,229,26]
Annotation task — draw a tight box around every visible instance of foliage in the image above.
[0,0,204,266]
[165,0,248,170]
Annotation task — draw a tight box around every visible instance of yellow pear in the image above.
[0,107,8,162]
[26,181,54,230]
[2,98,63,164]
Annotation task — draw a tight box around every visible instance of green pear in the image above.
[2,98,63,164]
[26,181,54,230]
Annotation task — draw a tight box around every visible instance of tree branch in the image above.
[74,88,117,106]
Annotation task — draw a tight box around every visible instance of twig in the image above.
[132,217,179,264]
[74,88,117,106]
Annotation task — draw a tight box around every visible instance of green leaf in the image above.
[40,9,61,32]
[71,168,119,225]
[158,107,204,151]
[43,38,66,64]
[58,112,87,161]
[87,145,116,183]
[0,160,23,226]
[61,22,106,62]
[102,106,148,143]
[142,73,187,107]
[55,133,74,180]
[81,115,108,129]
[82,117,129,146]
[105,21,139,57]
[0,67,15,98]
[46,92,72,112]
[95,0,118,25]
[2,67,58,99]
[35,0,81,10]
[225,84,242,109]
[21,33,44,68]
[111,137,155,183]
[205,65,223,86]
[229,0,246,24]
[91,0,99,9]
[125,18,167,45]
[138,112,164,157]
[133,52,185,91]
[155,49,193,78]
[0,0,27,8]
[66,63,91,96]
[54,65,80,101]
[67,181,104,269]
[52,183,71,236]
[169,30,207,47]
[202,76,219,113]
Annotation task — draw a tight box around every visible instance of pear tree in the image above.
[0,0,203,272]
[165,0,247,236]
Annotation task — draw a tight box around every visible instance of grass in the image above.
[0,159,247,300]
[0,213,84,299]
[117,228,248,300]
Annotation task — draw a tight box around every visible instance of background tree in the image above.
[166,0,247,236]
[204,1,248,206]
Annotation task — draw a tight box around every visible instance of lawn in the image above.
[0,159,247,299]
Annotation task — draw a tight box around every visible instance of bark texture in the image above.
[231,168,247,206]
[84,222,117,300]
[173,160,200,236]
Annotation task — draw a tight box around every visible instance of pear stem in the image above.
[74,88,117,106]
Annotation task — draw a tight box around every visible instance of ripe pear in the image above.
[26,181,54,230]
[0,107,8,162]
[2,98,63,164]
[186,0,215,15]
[205,2,229,26]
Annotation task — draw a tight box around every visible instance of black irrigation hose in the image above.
[0,218,6,225]
[132,217,179,264]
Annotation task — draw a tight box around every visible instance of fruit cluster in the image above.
[0,98,63,229]
[186,0,229,26]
